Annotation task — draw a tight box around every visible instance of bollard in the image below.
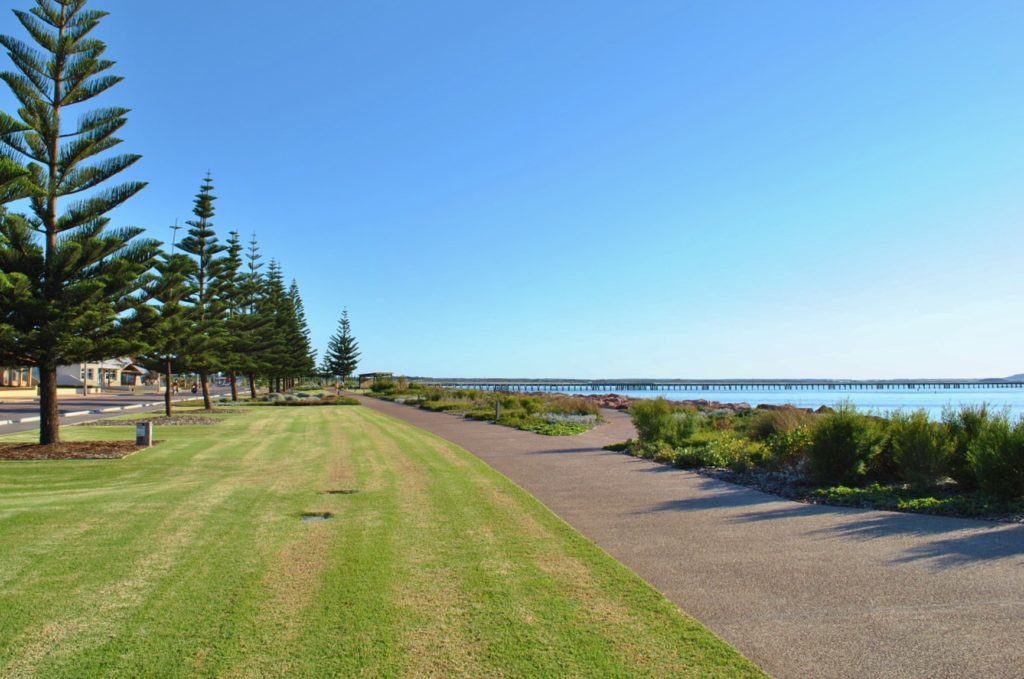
[135,421,153,447]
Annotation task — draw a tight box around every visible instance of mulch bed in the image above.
[81,415,222,427]
[0,441,160,460]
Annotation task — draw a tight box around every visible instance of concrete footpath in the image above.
[357,396,1024,679]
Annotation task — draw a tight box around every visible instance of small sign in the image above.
[135,422,153,447]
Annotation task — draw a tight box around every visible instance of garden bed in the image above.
[370,385,601,436]
[82,415,222,426]
[709,467,1024,522]
[0,441,160,460]
[611,397,1024,522]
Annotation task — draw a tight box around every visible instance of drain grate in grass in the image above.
[322,489,358,495]
[300,512,333,523]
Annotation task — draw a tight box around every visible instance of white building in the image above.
[57,359,150,389]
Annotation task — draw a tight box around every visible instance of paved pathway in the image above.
[358,396,1024,679]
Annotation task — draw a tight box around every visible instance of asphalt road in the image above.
[0,389,230,435]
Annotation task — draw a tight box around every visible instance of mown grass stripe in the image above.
[0,404,764,678]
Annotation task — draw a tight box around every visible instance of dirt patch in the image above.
[0,441,160,460]
[82,415,222,427]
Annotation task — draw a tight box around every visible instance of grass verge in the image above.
[0,405,763,677]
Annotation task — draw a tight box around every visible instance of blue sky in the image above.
[2,1,1022,378]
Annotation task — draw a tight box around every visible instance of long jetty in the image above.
[411,378,1024,392]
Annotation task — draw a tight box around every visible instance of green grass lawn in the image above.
[0,405,763,677]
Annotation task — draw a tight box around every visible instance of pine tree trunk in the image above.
[230,372,238,401]
[39,367,60,445]
[200,371,212,410]
[248,373,257,400]
[164,361,173,417]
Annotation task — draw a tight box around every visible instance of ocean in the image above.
[522,385,1024,419]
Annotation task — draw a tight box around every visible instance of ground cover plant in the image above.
[372,383,602,436]
[613,398,1024,520]
[0,406,763,677]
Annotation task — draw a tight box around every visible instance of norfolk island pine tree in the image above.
[0,143,31,339]
[221,231,273,400]
[220,230,244,400]
[262,260,297,393]
[0,0,156,443]
[325,307,360,385]
[137,249,196,417]
[287,279,316,390]
[175,174,228,410]
[240,233,272,399]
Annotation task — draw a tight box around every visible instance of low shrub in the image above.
[423,387,446,401]
[672,431,767,472]
[942,404,991,490]
[764,426,813,471]
[546,396,599,416]
[370,379,397,394]
[630,398,677,445]
[746,407,816,441]
[708,414,731,431]
[866,417,901,484]
[629,398,701,447]
[968,414,1024,498]
[887,410,952,489]
[807,403,882,487]
[519,397,543,416]
[632,440,675,462]
[420,400,470,413]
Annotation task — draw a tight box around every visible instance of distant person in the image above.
[335,381,341,395]
[191,383,198,395]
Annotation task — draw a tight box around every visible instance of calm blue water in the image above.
[535,386,1024,420]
